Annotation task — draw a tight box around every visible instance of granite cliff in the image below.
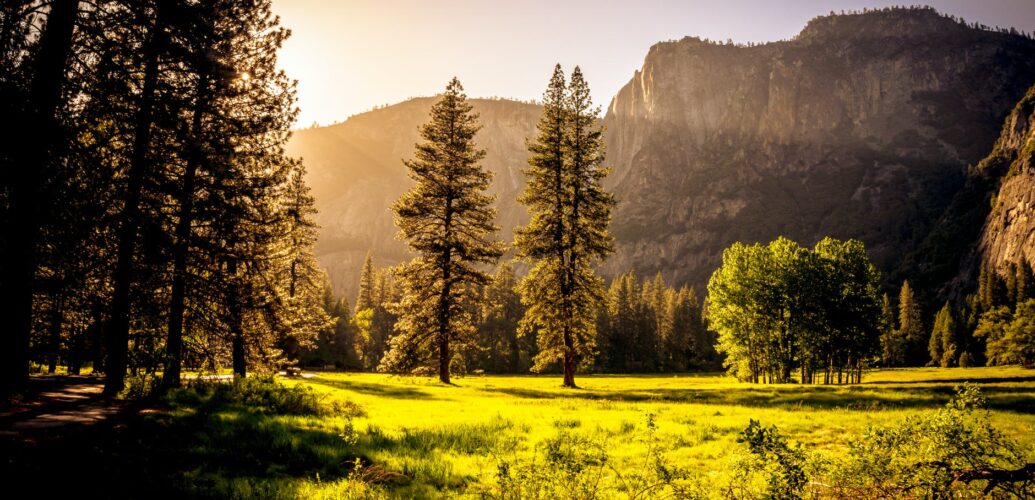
[978,87,1035,274]
[601,7,1035,290]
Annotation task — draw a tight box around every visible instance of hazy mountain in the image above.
[285,98,542,299]
[289,7,1035,300]
[601,7,1035,291]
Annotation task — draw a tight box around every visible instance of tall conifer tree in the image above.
[516,65,614,387]
[380,78,503,383]
[898,280,926,365]
[356,251,376,313]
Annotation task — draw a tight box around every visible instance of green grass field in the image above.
[264,366,1035,498]
[8,366,1034,498]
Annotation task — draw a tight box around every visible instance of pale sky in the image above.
[272,0,1035,127]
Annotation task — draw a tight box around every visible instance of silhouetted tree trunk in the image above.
[228,258,246,378]
[47,296,64,373]
[1,0,77,398]
[161,73,209,391]
[105,1,168,396]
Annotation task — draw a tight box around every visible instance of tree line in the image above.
[707,234,1035,384]
[305,257,717,377]
[1,0,327,397]
[707,237,884,384]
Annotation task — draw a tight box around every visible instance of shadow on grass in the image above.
[478,384,1035,413]
[866,376,1035,385]
[307,376,440,400]
[1,391,369,497]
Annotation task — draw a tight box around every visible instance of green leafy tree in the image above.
[929,302,958,367]
[516,65,614,387]
[978,300,1035,366]
[379,78,503,383]
[708,237,881,384]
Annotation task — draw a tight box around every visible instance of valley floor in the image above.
[3,367,1034,498]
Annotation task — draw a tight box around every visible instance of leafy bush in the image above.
[482,413,705,499]
[169,375,363,417]
[735,420,810,499]
[733,384,1035,498]
[829,383,1035,497]
[121,372,161,400]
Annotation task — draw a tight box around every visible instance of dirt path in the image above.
[0,376,126,437]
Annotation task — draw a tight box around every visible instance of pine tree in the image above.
[1006,262,1019,305]
[379,78,503,383]
[276,163,331,365]
[516,65,614,388]
[476,262,525,372]
[930,302,958,367]
[879,293,902,366]
[0,0,79,397]
[356,251,376,313]
[899,280,925,365]
[102,0,176,394]
[1018,260,1033,302]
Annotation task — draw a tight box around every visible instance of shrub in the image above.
[735,420,810,499]
[121,372,161,400]
[169,375,364,417]
[830,383,1035,497]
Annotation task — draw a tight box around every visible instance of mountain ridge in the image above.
[288,7,1035,301]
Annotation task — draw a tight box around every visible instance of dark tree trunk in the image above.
[105,1,167,396]
[47,296,64,373]
[0,0,77,398]
[438,331,450,384]
[508,330,520,373]
[228,258,246,378]
[231,328,246,378]
[161,74,209,391]
[68,326,83,375]
[562,341,576,388]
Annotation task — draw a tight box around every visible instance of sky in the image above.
[271,0,1035,127]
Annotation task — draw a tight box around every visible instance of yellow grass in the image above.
[277,366,1035,497]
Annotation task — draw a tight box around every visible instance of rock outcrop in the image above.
[602,7,1035,290]
[978,87,1035,273]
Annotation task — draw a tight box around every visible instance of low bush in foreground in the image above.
[168,375,364,418]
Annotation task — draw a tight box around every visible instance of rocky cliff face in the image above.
[602,8,1035,290]
[285,98,541,299]
[978,87,1035,273]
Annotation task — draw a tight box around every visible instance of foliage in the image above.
[830,384,1035,497]
[708,237,882,383]
[515,65,615,387]
[977,300,1035,367]
[734,420,810,499]
[472,262,531,373]
[380,78,503,383]
[169,375,364,418]
[597,271,714,373]
[929,301,959,367]
[897,280,927,366]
